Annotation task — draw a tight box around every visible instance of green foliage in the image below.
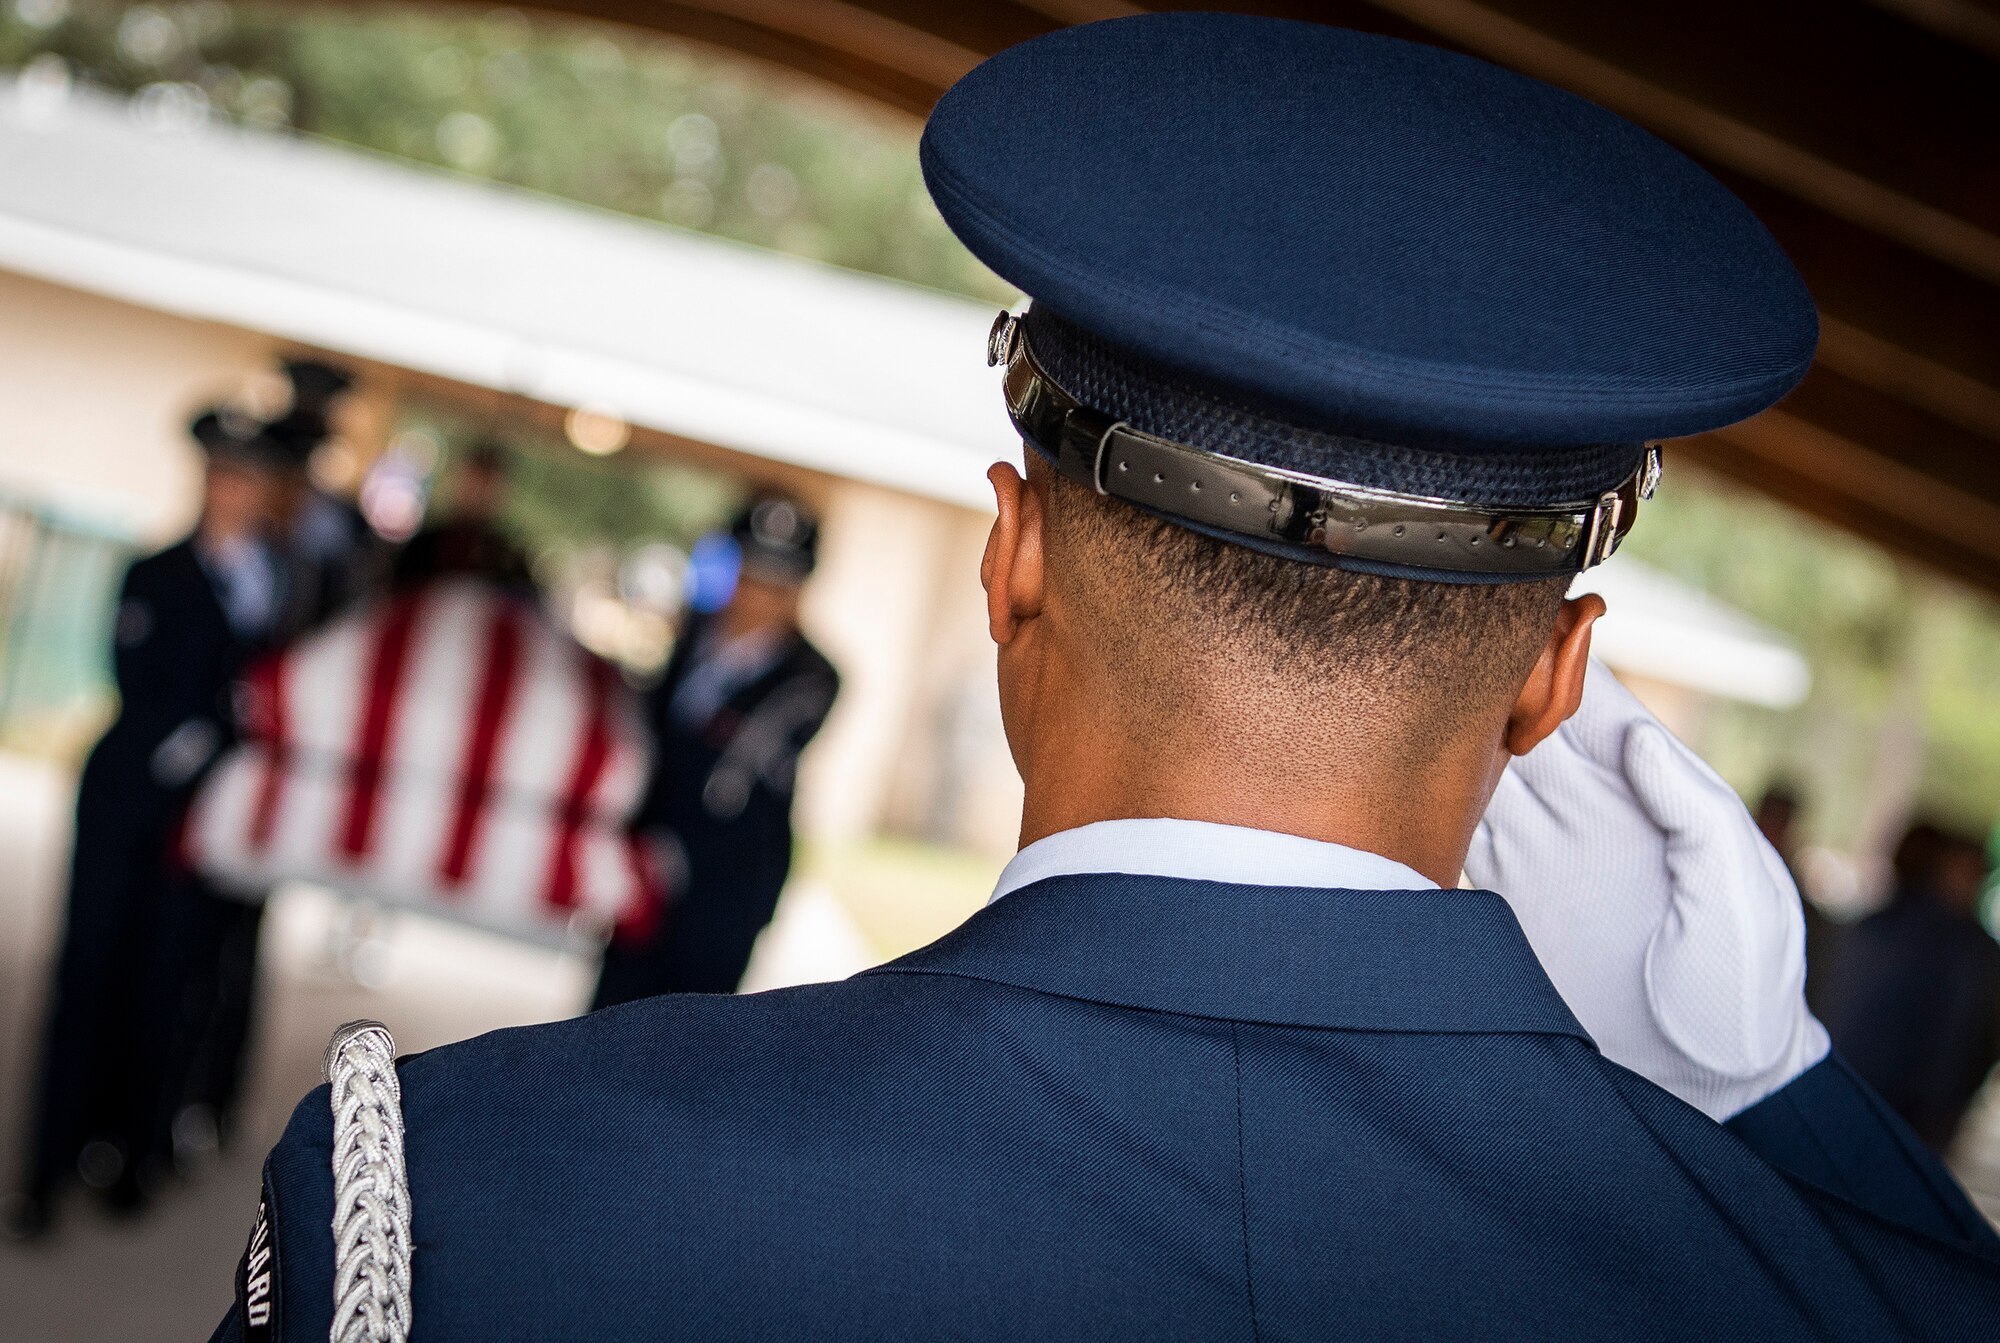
[0,2,1013,565]
[396,404,739,559]
[0,0,1012,300]
[1624,467,2000,843]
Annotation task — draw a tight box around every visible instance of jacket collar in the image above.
[870,872,1592,1040]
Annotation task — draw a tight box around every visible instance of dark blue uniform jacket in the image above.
[21,539,266,1198]
[96,539,261,825]
[214,875,2000,1340]
[595,617,839,1003]
[640,613,839,857]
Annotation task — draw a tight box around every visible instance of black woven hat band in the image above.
[999,307,1656,583]
[1018,306,1646,509]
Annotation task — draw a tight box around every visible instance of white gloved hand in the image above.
[1465,660,1829,1120]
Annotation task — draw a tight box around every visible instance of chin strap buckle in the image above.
[1581,490,1624,570]
[1580,447,1658,571]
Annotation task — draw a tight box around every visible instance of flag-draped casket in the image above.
[186,579,666,946]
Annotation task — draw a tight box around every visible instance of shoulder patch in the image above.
[235,1173,281,1341]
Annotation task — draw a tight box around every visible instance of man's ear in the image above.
[1503,594,1605,756]
[981,459,1047,645]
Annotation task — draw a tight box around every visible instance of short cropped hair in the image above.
[1040,465,1569,740]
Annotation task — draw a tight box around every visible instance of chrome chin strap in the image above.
[989,310,1659,576]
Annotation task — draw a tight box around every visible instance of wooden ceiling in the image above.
[376,0,2000,594]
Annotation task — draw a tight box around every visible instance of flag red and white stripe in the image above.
[187,579,665,945]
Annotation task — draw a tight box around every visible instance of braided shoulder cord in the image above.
[324,1020,413,1343]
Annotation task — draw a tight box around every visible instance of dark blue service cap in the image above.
[281,358,354,410]
[189,406,287,471]
[261,406,331,468]
[921,14,1819,580]
[729,493,819,584]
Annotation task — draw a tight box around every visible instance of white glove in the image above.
[1465,660,1829,1120]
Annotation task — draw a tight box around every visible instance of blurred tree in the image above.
[0,0,1012,636]
[0,0,1012,300]
[1625,466,2000,856]
[392,403,738,559]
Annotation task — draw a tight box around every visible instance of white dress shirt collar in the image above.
[196,534,279,639]
[989,818,1438,904]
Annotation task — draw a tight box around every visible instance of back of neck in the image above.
[1014,716,1486,888]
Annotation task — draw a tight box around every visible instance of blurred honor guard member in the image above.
[265,359,379,633]
[8,411,285,1237]
[389,441,534,592]
[212,18,2000,1339]
[170,359,375,1160]
[594,494,839,1005]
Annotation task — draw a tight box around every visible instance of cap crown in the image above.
[922,15,1818,452]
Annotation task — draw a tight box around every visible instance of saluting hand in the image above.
[1465,659,1829,1120]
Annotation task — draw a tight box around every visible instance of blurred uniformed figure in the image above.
[593,494,838,1005]
[1753,783,1838,1012]
[1825,826,2000,1151]
[389,440,534,592]
[158,360,379,1152]
[264,358,380,634]
[211,18,2000,1339]
[6,410,285,1238]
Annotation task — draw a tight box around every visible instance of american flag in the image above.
[186,579,666,946]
